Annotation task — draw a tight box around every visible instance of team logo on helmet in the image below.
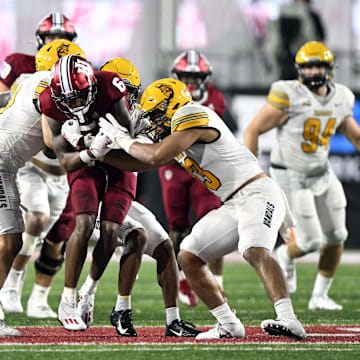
[56,42,71,58]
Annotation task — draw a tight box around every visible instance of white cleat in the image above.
[27,300,57,319]
[261,318,306,340]
[308,295,343,311]
[0,288,23,313]
[196,321,245,340]
[276,245,297,294]
[0,320,22,337]
[58,295,87,331]
[78,293,95,328]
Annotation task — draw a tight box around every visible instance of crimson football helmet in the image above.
[50,55,97,117]
[171,50,212,101]
[36,13,77,50]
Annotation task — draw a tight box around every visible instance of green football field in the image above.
[1,256,359,359]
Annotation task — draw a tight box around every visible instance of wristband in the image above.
[79,150,95,164]
[114,137,136,153]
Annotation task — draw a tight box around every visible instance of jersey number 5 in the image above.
[301,117,336,153]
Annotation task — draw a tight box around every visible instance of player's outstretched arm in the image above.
[244,102,288,156]
[338,115,360,151]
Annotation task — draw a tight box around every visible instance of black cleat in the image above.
[165,319,202,337]
[110,308,137,337]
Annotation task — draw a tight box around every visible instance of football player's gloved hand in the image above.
[61,119,83,148]
[99,113,135,152]
[131,104,151,134]
[89,131,113,160]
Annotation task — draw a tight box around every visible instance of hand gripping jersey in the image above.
[172,103,262,202]
[0,54,36,88]
[0,71,49,170]
[267,80,355,175]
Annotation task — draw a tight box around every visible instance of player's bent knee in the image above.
[326,227,348,245]
[18,233,40,256]
[297,236,322,253]
[35,239,66,276]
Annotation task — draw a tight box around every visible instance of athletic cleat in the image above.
[276,244,297,294]
[58,295,87,331]
[0,321,22,337]
[78,293,95,328]
[261,318,306,340]
[110,308,137,337]
[308,295,343,310]
[165,319,202,337]
[196,321,245,340]
[0,288,23,313]
[179,278,198,307]
[26,300,57,319]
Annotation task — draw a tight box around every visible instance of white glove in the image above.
[131,104,151,134]
[89,131,113,160]
[99,113,135,152]
[61,119,83,148]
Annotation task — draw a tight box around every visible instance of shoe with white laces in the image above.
[0,320,22,337]
[276,245,297,294]
[0,288,23,313]
[179,279,198,307]
[308,295,343,310]
[58,295,87,331]
[196,320,245,340]
[26,300,57,319]
[261,318,306,340]
[78,293,95,328]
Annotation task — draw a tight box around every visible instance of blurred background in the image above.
[1,0,359,248]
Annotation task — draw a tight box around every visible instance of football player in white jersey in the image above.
[244,41,360,310]
[0,39,85,337]
[92,78,306,340]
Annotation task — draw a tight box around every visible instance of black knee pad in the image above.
[35,239,67,276]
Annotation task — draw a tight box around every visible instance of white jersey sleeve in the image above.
[171,103,263,201]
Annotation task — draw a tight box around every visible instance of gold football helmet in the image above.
[100,58,141,106]
[295,41,334,89]
[35,39,86,71]
[140,78,192,142]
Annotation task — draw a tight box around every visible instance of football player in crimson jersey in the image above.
[0,14,79,320]
[40,55,140,331]
[158,50,225,307]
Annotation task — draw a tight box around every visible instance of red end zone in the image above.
[1,325,360,345]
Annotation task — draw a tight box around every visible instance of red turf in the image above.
[1,325,359,345]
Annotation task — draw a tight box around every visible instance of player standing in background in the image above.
[158,50,225,306]
[244,41,360,310]
[40,55,138,331]
[95,78,306,340]
[73,58,200,337]
[0,40,85,337]
[0,13,78,319]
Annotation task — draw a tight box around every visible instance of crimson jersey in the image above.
[159,83,225,231]
[0,53,36,88]
[200,83,226,117]
[39,70,127,135]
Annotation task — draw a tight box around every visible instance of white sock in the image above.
[62,287,76,303]
[165,307,180,325]
[214,275,223,289]
[2,267,24,290]
[79,275,99,295]
[179,270,186,280]
[29,283,51,303]
[210,303,239,324]
[312,273,333,297]
[274,298,295,320]
[115,295,131,311]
